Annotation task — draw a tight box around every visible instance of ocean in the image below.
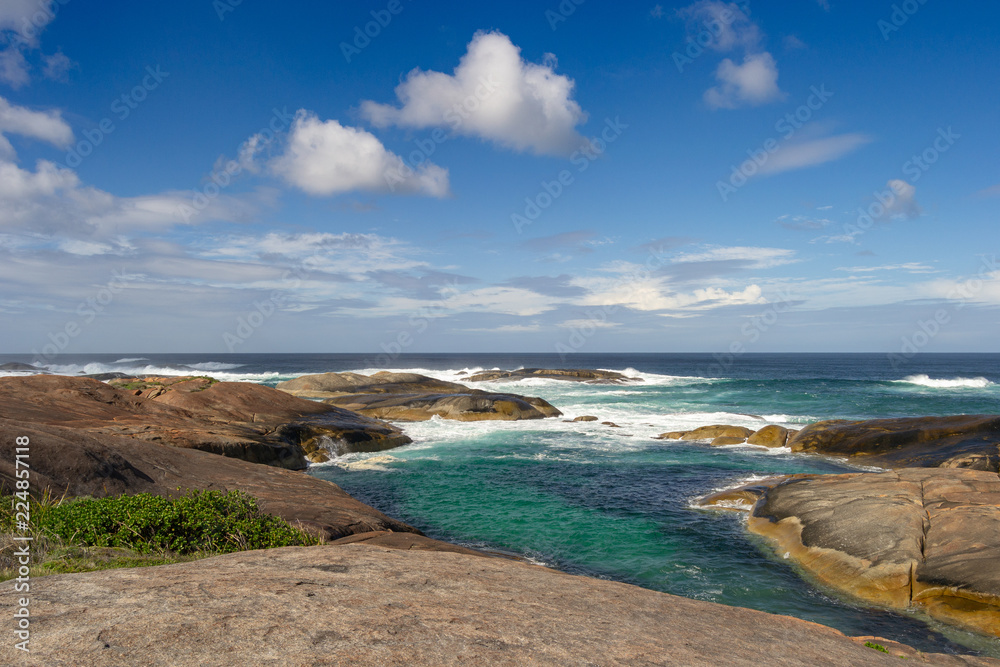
[4,352,1000,656]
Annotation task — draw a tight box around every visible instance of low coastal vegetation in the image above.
[0,489,318,580]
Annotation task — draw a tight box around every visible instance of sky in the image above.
[0,0,998,357]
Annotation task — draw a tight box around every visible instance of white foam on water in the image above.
[35,361,293,384]
[894,374,994,389]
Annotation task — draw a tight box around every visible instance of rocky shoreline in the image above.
[1,370,999,663]
[692,416,1000,639]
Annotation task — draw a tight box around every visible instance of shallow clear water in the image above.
[6,352,1000,656]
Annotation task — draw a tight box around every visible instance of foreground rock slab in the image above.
[3,544,994,667]
[749,467,1000,638]
[0,375,411,468]
[788,415,1000,471]
[465,367,641,384]
[278,371,562,421]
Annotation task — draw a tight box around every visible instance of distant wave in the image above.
[894,374,994,389]
[113,357,150,363]
[37,361,284,384]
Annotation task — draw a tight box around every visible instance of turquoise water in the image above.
[6,352,1000,656]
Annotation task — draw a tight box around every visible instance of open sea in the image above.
[4,352,1000,657]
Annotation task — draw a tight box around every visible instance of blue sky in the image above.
[1,0,998,357]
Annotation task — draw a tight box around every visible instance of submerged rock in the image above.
[464,368,642,384]
[4,544,990,666]
[748,468,1000,638]
[658,425,755,441]
[573,415,599,422]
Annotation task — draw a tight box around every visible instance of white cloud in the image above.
[361,31,587,156]
[671,245,798,269]
[760,128,872,175]
[266,110,449,197]
[574,275,767,312]
[0,48,29,88]
[679,1,761,52]
[0,95,74,151]
[835,263,937,274]
[704,52,784,109]
[559,319,621,329]
[443,286,556,317]
[204,231,427,276]
[0,0,60,88]
[42,51,73,81]
[883,179,920,219]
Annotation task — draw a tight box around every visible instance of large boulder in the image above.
[747,424,795,448]
[0,421,417,541]
[0,375,411,469]
[277,371,468,398]
[748,468,1000,638]
[464,368,642,384]
[787,416,1000,471]
[322,392,561,422]
[3,544,993,666]
[277,371,562,422]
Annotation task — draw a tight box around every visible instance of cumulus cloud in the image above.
[264,110,449,198]
[678,1,761,52]
[361,31,587,156]
[704,52,784,109]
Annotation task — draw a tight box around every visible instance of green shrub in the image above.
[32,490,316,554]
[864,641,889,653]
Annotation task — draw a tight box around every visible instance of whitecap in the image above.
[894,374,994,389]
